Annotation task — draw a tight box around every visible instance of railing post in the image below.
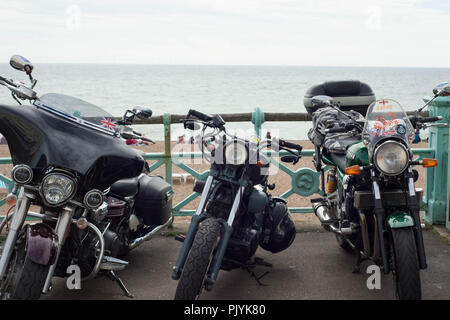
[163,113,172,185]
[422,94,450,227]
[251,107,265,137]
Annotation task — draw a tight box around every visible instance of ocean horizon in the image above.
[0,64,448,140]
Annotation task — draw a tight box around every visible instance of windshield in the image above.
[36,93,118,131]
[363,99,414,146]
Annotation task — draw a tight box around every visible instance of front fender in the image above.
[25,223,58,266]
[387,211,415,229]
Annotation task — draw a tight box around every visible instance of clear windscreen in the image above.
[37,93,118,131]
[363,99,414,145]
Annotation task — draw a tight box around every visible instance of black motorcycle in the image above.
[0,55,173,299]
[171,109,301,300]
[307,83,449,299]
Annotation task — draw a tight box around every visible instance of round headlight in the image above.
[225,141,248,165]
[84,189,104,209]
[41,173,76,206]
[11,164,33,185]
[374,141,409,176]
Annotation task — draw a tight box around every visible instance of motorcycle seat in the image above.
[110,177,139,197]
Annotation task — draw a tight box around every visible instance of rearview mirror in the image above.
[133,106,152,119]
[432,82,450,96]
[10,55,34,74]
[311,95,333,108]
[184,120,201,130]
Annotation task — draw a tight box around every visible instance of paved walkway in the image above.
[42,228,450,300]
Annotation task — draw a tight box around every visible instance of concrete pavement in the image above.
[42,228,450,300]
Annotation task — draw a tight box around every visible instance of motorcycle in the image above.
[307,82,450,300]
[0,55,174,299]
[171,109,301,300]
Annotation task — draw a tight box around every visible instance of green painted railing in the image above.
[1,99,449,230]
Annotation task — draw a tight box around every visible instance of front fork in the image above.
[42,205,75,293]
[171,175,244,291]
[371,167,427,274]
[0,188,33,278]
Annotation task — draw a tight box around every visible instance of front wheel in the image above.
[174,218,221,300]
[0,232,49,300]
[390,227,421,300]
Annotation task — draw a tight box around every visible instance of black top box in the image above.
[304,80,376,116]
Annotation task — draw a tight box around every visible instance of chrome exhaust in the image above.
[313,201,334,225]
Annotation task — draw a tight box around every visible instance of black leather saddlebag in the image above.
[134,175,173,228]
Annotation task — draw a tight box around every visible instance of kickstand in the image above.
[244,257,272,286]
[105,270,134,298]
[352,251,368,274]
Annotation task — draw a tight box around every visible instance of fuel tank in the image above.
[346,141,369,167]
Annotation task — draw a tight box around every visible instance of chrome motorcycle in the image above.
[0,55,173,299]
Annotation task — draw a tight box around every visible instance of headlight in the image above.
[40,173,76,206]
[225,141,248,165]
[11,164,33,185]
[84,189,104,209]
[374,141,409,176]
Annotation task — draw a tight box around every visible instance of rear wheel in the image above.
[0,231,49,300]
[174,218,221,300]
[390,227,421,300]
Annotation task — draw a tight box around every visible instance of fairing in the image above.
[363,99,414,155]
[0,103,144,191]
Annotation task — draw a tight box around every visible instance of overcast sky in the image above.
[0,0,449,67]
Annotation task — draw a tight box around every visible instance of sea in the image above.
[0,64,448,141]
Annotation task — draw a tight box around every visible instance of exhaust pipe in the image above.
[313,202,334,225]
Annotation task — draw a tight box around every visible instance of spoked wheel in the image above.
[390,227,421,300]
[174,218,221,300]
[0,230,49,300]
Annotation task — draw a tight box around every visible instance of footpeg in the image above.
[100,256,129,271]
[310,197,324,203]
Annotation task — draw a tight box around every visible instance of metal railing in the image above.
[0,108,437,218]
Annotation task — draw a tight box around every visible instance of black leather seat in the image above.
[110,177,139,197]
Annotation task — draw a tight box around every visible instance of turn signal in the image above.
[345,165,361,175]
[422,158,438,167]
[76,217,88,230]
[5,193,17,206]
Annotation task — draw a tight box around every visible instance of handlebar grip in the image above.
[422,116,442,123]
[325,126,347,134]
[279,139,303,152]
[188,109,212,122]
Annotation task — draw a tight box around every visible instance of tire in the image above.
[174,218,221,300]
[390,227,421,300]
[1,234,49,300]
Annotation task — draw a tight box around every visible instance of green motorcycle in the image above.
[308,82,450,300]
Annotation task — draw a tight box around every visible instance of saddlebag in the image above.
[134,175,173,228]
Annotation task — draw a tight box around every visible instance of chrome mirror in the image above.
[10,55,33,74]
[432,82,450,96]
[133,106,152,119]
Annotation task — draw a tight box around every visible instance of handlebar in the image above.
[325,126,348,134]
[278,139,303,153]
[187,109,213,122]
